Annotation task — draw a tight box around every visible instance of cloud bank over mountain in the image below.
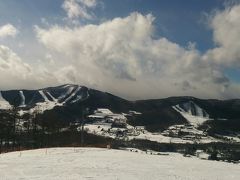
[1,2,240,99]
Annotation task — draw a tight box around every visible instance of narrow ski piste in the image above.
[58,85,75,102]
[19,91,26,107]
[39,90,50,102]
[63,86,82,103]
[46,92,57,101]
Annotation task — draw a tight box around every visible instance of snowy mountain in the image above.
[173,101,211,127]
[0,85,240,134]
[174,101,209,118]
[0,84,89,114]
[0,85,240,162]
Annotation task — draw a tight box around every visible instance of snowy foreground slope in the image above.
[0,148,239,180]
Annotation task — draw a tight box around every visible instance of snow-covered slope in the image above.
[174,101,209,117]
[27,91,60,114]
[24,85,87,114]
[0,91,12,110]
[58,85,75,102]
[39,90,50,102]
[0,85,239,137]
[173,101,211,127]
[0,148,239,180]
[0,84,89,115]
[19,90,26,107]
[62,86,81,103]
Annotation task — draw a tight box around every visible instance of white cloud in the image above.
[0,45,30,74]
[0,45,58,90]
[1,3,239,100]
[205,4,240,67]
[0,45,32,88]
[0,24,18,38]
[79,0,97,8]
[62,0,97,20]
[35,12,237,99]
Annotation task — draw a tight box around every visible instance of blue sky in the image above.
[101,0,224,51]
[0,0,226,51]
[0,0,240,99]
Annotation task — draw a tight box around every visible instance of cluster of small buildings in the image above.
[161,124,208,141]
[86,108,143,137]
[88,108,128,128]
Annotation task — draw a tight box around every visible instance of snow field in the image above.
[0,148,239,180]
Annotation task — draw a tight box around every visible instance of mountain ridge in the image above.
[0,84,240,134]
[2,84,240,102]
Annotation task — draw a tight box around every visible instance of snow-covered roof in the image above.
[95,108,113,114]
[88,114,106,119]
[129,110,142,115]
[135,126,145,129]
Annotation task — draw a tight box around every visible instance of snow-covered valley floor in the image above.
[0,148,239,180]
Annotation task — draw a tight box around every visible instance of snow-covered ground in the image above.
[17,85,87,115]
[0,91,12,110]
[218,134,240,143]
[173,105,211,127]
[0,148,239,180]
[84,123,220,144]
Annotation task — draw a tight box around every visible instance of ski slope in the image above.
[0,148,239,180]
[63,86,81,103]
[173,102,211,127]
[58,85,75,101]
[16,85,87,115]
[39,90,50,102]
[0,91,12,109]
[19,91,26,107]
